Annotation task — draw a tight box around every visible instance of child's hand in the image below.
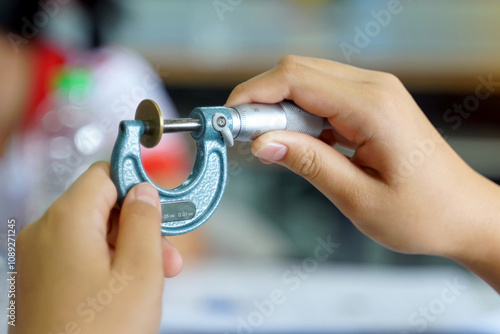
[226,56,500,291]
[13,161,182,334]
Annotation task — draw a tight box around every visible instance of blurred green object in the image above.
[54,68,93,100]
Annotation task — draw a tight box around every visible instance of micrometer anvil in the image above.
[110,99,330,235]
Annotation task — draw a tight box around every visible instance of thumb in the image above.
[112,183,163,278]
[251,131,371,209]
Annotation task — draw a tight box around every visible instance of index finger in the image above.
[225,60,377,146]
[50,161,117,240]
[277,55,381,83]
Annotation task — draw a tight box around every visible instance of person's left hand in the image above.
[12,161,182,334]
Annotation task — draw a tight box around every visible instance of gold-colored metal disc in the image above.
[135,99,163,148]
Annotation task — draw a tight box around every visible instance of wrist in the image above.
[444,171,500,290]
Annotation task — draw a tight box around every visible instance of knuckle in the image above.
[374,87,395,104]
[378,71,402,86]
[368,86,397,114]
[290,148,321,180]
[276,60,305,81]
[278,55,302,65]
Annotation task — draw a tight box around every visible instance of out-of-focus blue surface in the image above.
[159,259,500,333]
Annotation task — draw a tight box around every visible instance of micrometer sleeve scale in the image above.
[110,99,330,235]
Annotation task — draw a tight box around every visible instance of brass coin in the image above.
[135,99,163,148]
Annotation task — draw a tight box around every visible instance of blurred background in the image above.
[1,0,500,333]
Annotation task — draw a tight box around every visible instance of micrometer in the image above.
[110,99,330,235]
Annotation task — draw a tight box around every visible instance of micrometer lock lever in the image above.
[110,99,330,236]
[212,113,234,147]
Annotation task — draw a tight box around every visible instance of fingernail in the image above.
[134,183,159,207]
[253,142,288,162]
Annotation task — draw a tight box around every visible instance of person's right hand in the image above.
[225,56,500,286]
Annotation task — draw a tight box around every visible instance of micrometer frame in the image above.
[110,106,232,236]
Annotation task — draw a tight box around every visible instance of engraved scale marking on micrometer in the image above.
[161,201,196,222]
